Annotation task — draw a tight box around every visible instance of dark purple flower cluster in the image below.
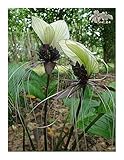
[39,44,60,63]
[72,62,89,86]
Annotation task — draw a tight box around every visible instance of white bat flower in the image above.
[59,40,99,76]
[32,16,70,74]
[32,16,70,50]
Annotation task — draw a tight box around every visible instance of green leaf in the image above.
[96,89,115,113]
[8,63,27,102]
[88,114,115,139]
[63,85,115,139]
[24,72,58,100]
[26,82,45,100]
[108,82,115,89]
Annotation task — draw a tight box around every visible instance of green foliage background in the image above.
[8,8,115,65]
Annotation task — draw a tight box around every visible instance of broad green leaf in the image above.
[26,81,45,100]
[63,85,115,139]
[96,89,115,113]
[88,114,115,139]
[78,113,115,139]
[77,112,96,129]
[108,82,116,89]
[24,72,58,100]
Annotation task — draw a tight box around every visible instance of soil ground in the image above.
[8,73,115,151]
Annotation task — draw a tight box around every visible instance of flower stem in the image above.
[64,86,86,150]
[19,113,36,151]
[44,74,50,151]
[23,127,25,151]
[70,113,104,151]
[54,115,69,151]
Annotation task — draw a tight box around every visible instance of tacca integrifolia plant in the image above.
[31,17,114,151]
[32,16,70,151]
[58,39,100,150]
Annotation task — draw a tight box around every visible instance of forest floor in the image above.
[8,73,115,151]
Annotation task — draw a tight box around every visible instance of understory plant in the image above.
[8,16,115,151]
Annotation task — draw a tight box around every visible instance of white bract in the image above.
[59,40,99,76]
[32,16,70,50]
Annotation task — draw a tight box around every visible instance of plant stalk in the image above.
[70,113,104,151]
[23,127,25,151]
[64,86,86,150]
[54,115,69,151]
[19,113,36,151]
[44,74,50,151]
